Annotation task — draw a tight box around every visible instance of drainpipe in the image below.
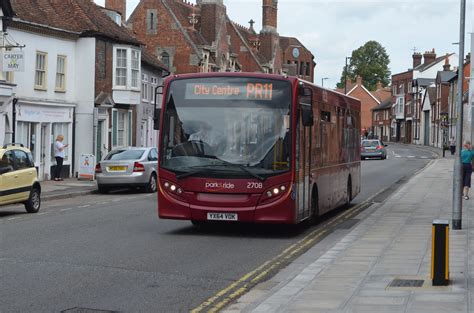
[12,97,17,142]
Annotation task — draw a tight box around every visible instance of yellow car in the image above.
[0,143,41,213]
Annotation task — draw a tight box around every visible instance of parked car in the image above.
[361,139,387,160]
[95,147,158,194]
[0,143,41,213]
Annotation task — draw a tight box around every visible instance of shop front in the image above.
[15,101,74,180]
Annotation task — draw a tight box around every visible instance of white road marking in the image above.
[38,212,49,215]
[407,156,416,158]
[7,217,22,221]
[60,208,73,212]
[78,204,91,208]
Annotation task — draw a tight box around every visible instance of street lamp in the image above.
[344,56,351,94]
[321,77,329,87]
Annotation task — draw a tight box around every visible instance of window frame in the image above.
[35,51,48,90]
[113,46,141,90]
[55,55,67,92]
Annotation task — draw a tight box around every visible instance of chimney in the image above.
[412,52,422,68]
[423,48,436,65]
[356,75,362,86]
[262,0,278,34]
[197,0,226,45]
[259,0,280,69]
[443,54,451,71]
[376,81,382,90]
[105,0,126,22]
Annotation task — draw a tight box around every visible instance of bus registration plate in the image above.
[207,212,238,221]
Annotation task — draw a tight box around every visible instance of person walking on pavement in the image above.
[461,141,474,200]
[54,135,69,181]
[449,136,456,156]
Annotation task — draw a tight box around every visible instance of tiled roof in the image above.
[426,86,436,105]
[372,97,392,111]
[438,71,457,83]
[414,78,435,87]
[280,36,304,51]
[414,53,455,72]
[371,88,391,103]
[142,50,169,72]
[10,0,141,45]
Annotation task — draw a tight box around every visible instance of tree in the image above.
[336,41,391,92]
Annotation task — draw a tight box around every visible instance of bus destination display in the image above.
[185,82,273,101]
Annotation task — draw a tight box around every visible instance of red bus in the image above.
[155,73,360,224]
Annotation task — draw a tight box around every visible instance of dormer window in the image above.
[115,13,121,25]
[161,52,170,69]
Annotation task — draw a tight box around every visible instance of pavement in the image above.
[40,177,97,201]
[224,149,474,313]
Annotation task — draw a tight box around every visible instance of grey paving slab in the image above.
[224,158,474,313]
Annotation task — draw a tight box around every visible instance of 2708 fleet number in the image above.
[247,182,263,189]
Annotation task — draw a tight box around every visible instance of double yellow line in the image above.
[191,201,371,313]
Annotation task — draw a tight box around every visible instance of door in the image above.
[296,111,312,220]
[40,125,47,180]
[424,111,430,145]
[13,149,35,201]
[97,120,103,161]
[140,121,147,147]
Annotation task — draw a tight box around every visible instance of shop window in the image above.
[52,123,70,161]
[16,121,37,162]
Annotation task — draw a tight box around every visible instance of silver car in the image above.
[361,139,387,160]
[95,147,158,193]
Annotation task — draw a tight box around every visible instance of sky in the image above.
[95,0,473,89]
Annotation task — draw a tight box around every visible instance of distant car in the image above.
[95,147,158,193]
[361,139,387,160]
[0,143,41,213]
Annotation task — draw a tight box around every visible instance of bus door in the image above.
[296,86,313,220]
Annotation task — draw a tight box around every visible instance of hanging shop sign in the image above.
[2,51,24,72]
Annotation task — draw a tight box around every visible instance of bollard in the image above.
[431,219,449,286]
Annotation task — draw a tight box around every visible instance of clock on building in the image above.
[292,47,300,58]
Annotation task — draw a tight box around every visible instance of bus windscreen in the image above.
[161,77,292,179]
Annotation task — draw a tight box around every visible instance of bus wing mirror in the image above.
[153,86,164,130]
[301,104,313,127]
[153,108,161,130]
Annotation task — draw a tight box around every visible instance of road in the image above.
[0,143,437,312]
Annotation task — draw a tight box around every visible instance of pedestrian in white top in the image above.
[54,135,68,181]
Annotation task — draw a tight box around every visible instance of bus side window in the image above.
[321,111,331,122]
[299,86,313,127]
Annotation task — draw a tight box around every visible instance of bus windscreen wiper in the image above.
[176,163,265,181]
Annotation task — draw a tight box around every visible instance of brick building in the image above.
[391,70,413,142]
[120,0,314,80]
[371,98,392,142]
[337,76,391,138]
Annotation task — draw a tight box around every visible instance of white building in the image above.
[3,17,80,180]
[138,51,168,149]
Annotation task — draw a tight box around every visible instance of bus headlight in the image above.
[261,184,289,204]
[161,180,185,200]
